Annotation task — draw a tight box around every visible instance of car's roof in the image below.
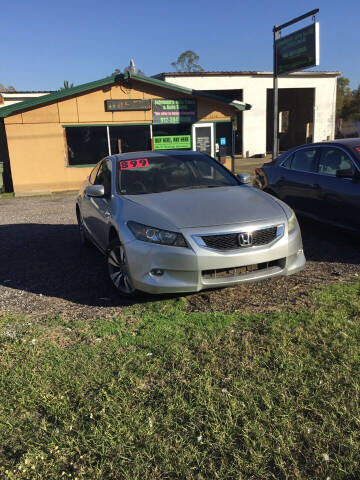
[289,138,360,150]
[327,138,360,147]
[111,150,205,161]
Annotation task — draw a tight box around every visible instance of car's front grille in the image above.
[201,226,278,250]
[202,258,285,279]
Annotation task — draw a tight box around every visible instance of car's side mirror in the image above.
[336,168,356,179]
[85,184,105,197]
[237,173,251,184]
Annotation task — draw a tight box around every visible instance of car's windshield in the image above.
[118,154,239,195]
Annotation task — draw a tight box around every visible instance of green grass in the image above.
[0,192,14,199]
[1,281,360,479]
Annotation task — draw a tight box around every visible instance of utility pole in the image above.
[272,27,280,160]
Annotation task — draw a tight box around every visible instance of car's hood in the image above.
[123,186,286,229]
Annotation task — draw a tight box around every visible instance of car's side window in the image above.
[89,164,100,184]
[290,148,318,172]
[95,160,112,196]
[317,148,355,176]
[281,154,293,169]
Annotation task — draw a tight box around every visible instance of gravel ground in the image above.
[0,194,359,321]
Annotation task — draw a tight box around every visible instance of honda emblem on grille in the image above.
[238,232,253,247]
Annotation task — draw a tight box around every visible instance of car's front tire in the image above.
[106,239,138,297]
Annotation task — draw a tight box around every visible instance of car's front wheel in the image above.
[106,240,138,297]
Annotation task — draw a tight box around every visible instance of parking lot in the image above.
[1,194,360,321]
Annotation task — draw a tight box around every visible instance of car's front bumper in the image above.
[124,219,305,294]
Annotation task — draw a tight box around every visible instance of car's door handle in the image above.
[310,183,320,189]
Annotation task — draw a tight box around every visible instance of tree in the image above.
[60,80,74,90]
[0,84,16,92]
[171,50,204,72]
[336,76,360,122]
[336,76,351,119]
[342,85,360,122]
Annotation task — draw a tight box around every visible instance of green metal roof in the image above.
[0,72,251,119]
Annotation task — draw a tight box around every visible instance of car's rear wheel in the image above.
[76,207,91,247]
[106,240,138,297]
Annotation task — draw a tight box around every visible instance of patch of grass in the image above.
[1,282,360,479]
[0,192,14,199]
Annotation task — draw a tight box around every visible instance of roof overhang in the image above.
[156,70,341,78]
[0,72,251,119]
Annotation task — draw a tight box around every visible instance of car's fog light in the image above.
[297,248,303,256]
[151,269,164,276]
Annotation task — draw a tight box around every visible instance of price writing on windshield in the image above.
[119,158,149,170]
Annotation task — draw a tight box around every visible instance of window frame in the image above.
[89,162,102,184]
[315,146,358,178]
[63,124,152,167]
[280,146,320,174]
[115,152,241,196]
[64,125,109,167]
[94,158,113,197]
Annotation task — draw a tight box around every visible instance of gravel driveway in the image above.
[0,194,359,320]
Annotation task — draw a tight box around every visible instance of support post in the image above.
[272,28,280,160]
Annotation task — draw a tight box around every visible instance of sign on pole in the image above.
[275,23,319,75]
[272,9,319,160]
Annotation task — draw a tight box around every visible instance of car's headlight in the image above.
[288,210,298,234]
[127,221,188,247]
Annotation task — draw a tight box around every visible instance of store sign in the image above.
[152,99,197,124]
[195,126,212,155]
[275,22,319,75]
[153,135,191,150]
[104,99,151,111]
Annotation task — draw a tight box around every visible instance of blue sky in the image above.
[2,0,359,91]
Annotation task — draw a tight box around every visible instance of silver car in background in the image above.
[76,150,305,296]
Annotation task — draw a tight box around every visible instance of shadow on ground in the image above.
[0,220,359,319]
[0,224,154,312]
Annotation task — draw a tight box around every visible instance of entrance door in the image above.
[192,123,214,157]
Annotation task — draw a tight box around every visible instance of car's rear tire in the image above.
[106,239,139,297]
[253,176,263,189]
[76,206,91,247]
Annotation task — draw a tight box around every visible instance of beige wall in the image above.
[165,73,338,156]
[5,79,235,194]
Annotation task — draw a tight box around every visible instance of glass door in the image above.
[192,123,214,157]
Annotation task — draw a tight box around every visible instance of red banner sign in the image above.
[119,158,149,170]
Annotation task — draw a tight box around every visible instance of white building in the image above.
[157,71,339,157]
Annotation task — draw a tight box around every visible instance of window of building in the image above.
[279,111,290,133]
[66,127,108,166]
[109,125,151,154]
[215,122,232,156]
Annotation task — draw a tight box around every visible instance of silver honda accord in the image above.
[76,150,305,296]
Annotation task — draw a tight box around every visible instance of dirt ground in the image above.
[0,194,359,321]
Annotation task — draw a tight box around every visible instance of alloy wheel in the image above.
[107,245,135,294]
